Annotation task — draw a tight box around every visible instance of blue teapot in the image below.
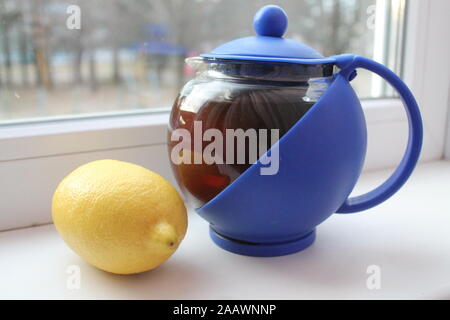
[168,5,423,257]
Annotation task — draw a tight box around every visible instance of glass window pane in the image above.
[0,0,405,122]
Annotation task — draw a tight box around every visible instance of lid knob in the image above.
[253,5,288,38]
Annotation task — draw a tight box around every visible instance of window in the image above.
[0,0,404,122]
[0,0,449,232]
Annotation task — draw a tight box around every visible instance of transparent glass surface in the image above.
[0,0,405,122]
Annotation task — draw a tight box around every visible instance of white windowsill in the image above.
[1,160,449,299]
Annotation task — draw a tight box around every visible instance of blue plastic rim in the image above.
[209,227,316,257]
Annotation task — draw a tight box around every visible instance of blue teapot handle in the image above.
[334,54,423,213]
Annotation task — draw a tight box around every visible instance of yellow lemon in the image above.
[52,159,187,274]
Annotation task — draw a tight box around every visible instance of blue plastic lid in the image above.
[201,5,327,63]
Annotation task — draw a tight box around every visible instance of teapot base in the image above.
[209,227,316,257]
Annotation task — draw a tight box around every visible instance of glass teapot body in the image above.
[168,58,334,208]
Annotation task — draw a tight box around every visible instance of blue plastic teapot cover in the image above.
[201,5,325,62]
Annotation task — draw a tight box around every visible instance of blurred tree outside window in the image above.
[0,0,405,122]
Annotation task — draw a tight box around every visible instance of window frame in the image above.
[0,0,449,231]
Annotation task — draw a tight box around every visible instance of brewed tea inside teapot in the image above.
[169,59,334,208]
